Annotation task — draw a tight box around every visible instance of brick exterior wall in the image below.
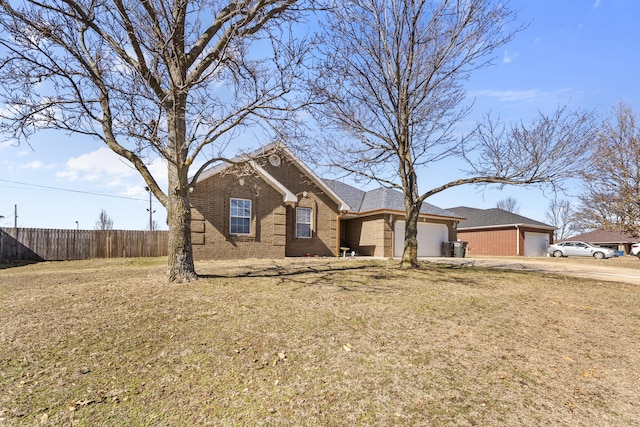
[457,227,554,256]
[190,154,340,260]
[342,214,392,257]
[457,227,519,256]
[342,214,457,258]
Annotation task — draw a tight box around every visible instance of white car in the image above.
[631,242,640,257]
[547,241,618,259]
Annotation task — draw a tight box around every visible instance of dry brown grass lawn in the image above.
[1,257,639,426]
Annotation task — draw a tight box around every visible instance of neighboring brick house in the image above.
[448,206,556,257]
[189,143,462,259]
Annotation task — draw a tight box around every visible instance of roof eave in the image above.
[344,208,462,221]
[458,223,556,231]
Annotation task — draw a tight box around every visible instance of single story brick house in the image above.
[189,143,463,259]
[562,230,638,255]
[447,206,556,257]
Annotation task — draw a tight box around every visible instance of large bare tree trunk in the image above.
[400,153,422,268]
[166,180,197,283]
[165,88,197,282]
[401,202,421,268]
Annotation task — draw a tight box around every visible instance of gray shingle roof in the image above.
[322,180,366,213]
[564,230,638,243]
[324,180,463,219]
[447,206,555,230]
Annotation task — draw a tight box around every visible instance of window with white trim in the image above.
[230,198,251,235]
[296,207,312,238]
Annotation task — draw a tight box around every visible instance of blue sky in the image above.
[0,0,638,230]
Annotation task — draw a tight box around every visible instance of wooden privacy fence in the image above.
[0,228,169,261]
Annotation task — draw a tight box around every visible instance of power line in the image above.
[0,178,148,201]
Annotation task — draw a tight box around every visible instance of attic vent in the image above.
[268,154,281,167]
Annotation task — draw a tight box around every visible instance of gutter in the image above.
[340,208,464,221]
[458,223,556,232]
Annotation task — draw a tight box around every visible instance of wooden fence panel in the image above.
[0,228,168,261]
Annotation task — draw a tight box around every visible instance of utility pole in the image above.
[14,204,17,228]
[145,187,156,231]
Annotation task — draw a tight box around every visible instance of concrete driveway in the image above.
[426,256,640,285]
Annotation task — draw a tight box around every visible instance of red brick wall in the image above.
[457,227,519,256]
[458,227,554,256]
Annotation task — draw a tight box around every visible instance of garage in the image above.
[524,232,550,257]
[394,221,449,257]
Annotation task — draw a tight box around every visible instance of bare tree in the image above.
[573,102,640,237]
[496,196,520,214]
[95,209,114,230]
[0,0,312,282]
[545,198,573,241]
[308,0,598,267]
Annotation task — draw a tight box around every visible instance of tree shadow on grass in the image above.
[196,258,506,293]
[198,260,403,293]
[425,259,572,288]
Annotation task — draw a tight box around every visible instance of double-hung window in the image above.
[230,198,251,235]
[296,207,312,238]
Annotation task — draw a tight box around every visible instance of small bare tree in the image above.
[309,0,598,267]
[574,102,640,236]
[545,198,573,241]
[95,209,114,231]
[0,0,312,282]
[496,197,520,214]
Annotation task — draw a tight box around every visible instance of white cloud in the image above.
[57,146,169,199]
[0,139,21,152]
[147,157,168,188]
[20,160,55,170]
[118,157,168,198]
[57,147,137,183]
[471,89,541,103]
[593,0,601,8]
[470,88,578,105]
[502,50,519,64]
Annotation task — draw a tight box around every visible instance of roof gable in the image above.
[448,206,555,230]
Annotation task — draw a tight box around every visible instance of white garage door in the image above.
[524,232,550,257]
[394,221,449,257]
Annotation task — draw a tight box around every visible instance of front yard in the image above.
[1,257,639,426]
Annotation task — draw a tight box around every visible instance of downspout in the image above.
[515,225,520,256]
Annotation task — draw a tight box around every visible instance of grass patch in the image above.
[1,258,639,426]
